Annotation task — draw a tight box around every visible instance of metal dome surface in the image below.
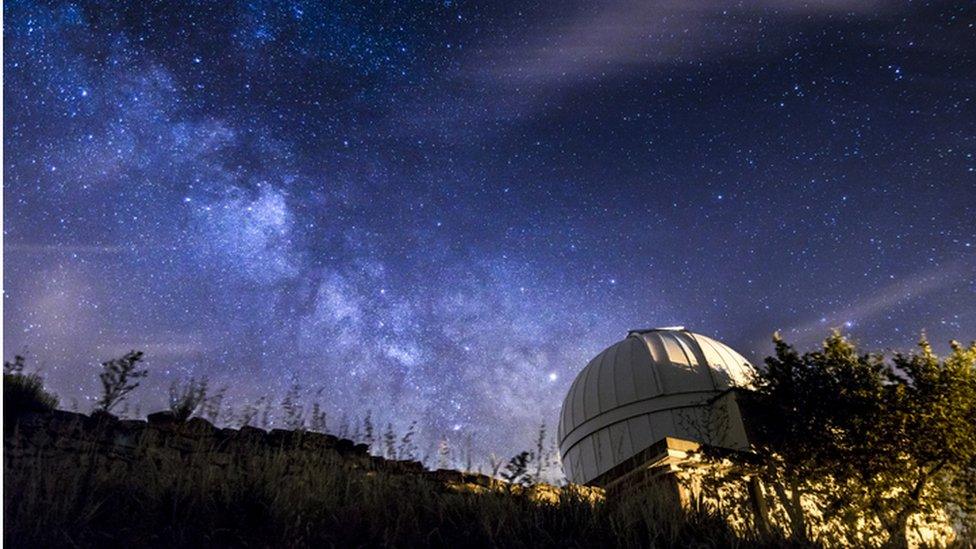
[558,328,755,485]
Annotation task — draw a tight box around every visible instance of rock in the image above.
[353,443,370,456]
[268,428,299,447]
[48,409,88,427]
[392,460,426,473]
[459,473,497,488]
[183,417,216,436]
[429,468,465,484]
[335,438,355,453]
[88,410,119,427]
[238,425,267,440]
[118,419,147,430]
[321,434,339,447]
[11,411,51,431]
[298,431,329,449]
[112,431,141,451]
[147,411,177,427]
[214,428,238,444]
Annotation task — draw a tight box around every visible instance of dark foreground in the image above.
[4,409,787,548]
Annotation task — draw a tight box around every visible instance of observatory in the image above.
[558,327,755,487]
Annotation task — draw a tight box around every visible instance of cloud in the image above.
[776,256,976,346]
[465,0,891,119]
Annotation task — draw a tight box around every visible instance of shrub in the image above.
[96,351,147,413]
[501,450,535,486]
[3,356,58,427]
[169,377,209,422]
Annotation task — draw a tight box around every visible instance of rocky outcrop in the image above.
[3,410,603,503]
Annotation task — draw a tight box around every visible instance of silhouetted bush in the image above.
[3,356,58,427]
[169,377,209,422]
[96,351,147,413]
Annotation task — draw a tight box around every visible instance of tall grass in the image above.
[3,431,782,548]
[2,358,792,547]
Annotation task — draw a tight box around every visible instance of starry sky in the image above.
[4,1,975,464]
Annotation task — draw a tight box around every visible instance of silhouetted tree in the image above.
[534,423,547,481]
[362,410,375,450]
[96,351,146,413]
[502,451,534,486]
[310,402,328,433]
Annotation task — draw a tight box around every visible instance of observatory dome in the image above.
[558,328,755,485]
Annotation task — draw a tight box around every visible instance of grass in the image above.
[3,372,58,429]
[3,425,784,548]
[1,358,791,547]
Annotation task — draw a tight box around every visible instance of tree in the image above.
[534,423,547,481]
[865,339,976,547]
[96,351,147,413]
[739,332,976,547]
[501,451,535,486]
[362,410,375,451]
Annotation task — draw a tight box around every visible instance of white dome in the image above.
[558,328,755,485]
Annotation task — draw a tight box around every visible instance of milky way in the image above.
[4,1,975,466]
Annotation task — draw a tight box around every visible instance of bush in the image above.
[169,377,209,422]
[96,351,147,412]
[4,356,58,427]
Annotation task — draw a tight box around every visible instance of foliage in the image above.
[382,423,397,459]
[309,401,328,433]
[4,355,58,426]
[169,377,209,422]
[5,355,27,375]
[502,450,535,486]
[437,438,452,469]
[362,410,375,451]
[398,420,419,460]
[96,351,147,413]
[280,383,307,430]
[739,332,976,547]
[4,435,788,548]
[200,384,227,424]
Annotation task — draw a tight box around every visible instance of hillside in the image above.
[4,408,779,548]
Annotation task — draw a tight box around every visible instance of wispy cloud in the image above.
[465,0,891,119]
[776,256,975,346]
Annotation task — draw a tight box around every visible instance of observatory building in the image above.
[558,327,755,489]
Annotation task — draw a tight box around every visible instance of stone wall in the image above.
[4,409,601,504]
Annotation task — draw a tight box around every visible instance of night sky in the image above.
[4,1,975,465]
